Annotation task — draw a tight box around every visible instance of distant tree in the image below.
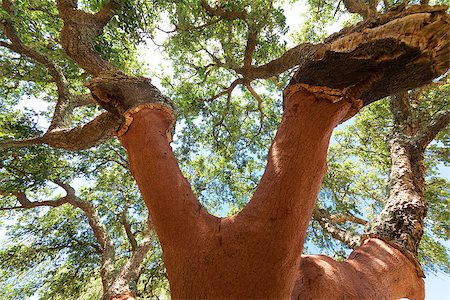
[0,0,449,299]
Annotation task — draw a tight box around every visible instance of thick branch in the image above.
[415,109,450,148]
[391,92,412,130]
[0,190,69,209]
[56,0,118,75]
[1,184,114,267]
[0,137,45,150]
[118,109,212,248]
[104,218,154,300]
[342,0,379,19]
[239,43,321,80]
[289,5,450,106]
[364,133,427,273]
[243,30,258,73]
[328,212,367,225]
[0,112,121,151]
[294,238,424,299]
[227,91,353,267]
[95,0,122,27]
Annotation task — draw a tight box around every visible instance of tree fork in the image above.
[85,4,450,299]
[111,88,425,299]
[115,90,355,298]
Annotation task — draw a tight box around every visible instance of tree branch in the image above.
[312,207,362,249]
[245,83,265,136]
[342,0,379,19]
[327,211,368,225]
[243,30,258,73]
[0,190,69,209]
[213,79,242,127]
[95,0,122,28]
[0,0,73,130]
[56,0,119,75]
[205,78,242,103]
[200,0,248,20]
[288,5,450,106]
[239,43,321,80]
[415,109,450,148]
[0,112,121,151]
[53,181,117,290]
[104,217,154,299]
[120,208,138,253]
[390,92,413,134]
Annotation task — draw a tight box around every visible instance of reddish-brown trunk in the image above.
[294,238,424,299]
[119,91,424,298]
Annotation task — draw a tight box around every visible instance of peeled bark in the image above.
[117,90,425,298]
[70,4,447,299]
[295,238,424,300]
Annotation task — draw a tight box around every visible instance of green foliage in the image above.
[0,0,449,298]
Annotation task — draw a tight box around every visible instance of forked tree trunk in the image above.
[117,91,424,299]
[82,5,448,299]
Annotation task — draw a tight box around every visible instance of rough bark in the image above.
[363,92,433,277]
[289,5,450,106]
[364,135,427,276]
[103,225,154,300]
[56,0,119,76]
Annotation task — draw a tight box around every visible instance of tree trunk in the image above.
[84,5,448,299]
[118,90,424,298]
[294,238,424,299]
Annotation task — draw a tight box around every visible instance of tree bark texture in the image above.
[118,90,424,299]
[290,5,449,106]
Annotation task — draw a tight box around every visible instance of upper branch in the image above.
[95,0,123,28]
[56,0,119,75]
[415,109,450,148]
[390,92,416,136]
[342,0,380,19]
[200,0,248,20]
[243,30,258,74]
[1,0,73,130]
[238,43,321,80]
[0,190,69,209]
[289,5,450,106]
[0,112,121,151]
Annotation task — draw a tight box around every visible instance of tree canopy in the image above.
[0,0,449,298]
